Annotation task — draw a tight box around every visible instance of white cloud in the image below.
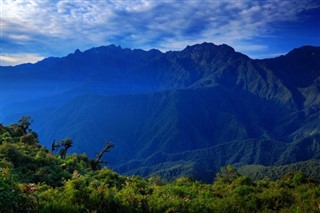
[1,0,319,64]
[0,53,44,66]
[7,34,31,41]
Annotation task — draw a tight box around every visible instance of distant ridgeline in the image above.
[0,120,320,212]
[1,43,320,181]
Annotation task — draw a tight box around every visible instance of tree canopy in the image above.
[1,118,319,212]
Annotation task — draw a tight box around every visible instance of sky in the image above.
[1,0,320,66]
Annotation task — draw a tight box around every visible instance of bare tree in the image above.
[95,141,114,165]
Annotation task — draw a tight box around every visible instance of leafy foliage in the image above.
[0,119,320,212]
[52,138,73,159]
[238,159,320,181]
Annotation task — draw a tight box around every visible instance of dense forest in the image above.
[1,117,320,212]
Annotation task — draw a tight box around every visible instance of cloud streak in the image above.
[1,0,320,65]
[0,53,44,66]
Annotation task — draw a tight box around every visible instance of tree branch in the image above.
[96,141,114,165]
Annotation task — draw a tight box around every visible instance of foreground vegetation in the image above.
[1,118,320,212]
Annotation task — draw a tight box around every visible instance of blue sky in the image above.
[1,0,319,66]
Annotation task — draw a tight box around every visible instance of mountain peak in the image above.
[74,49,82,55]
[285,45,320,58]
[183,42,235,53]
[83,44,124,55]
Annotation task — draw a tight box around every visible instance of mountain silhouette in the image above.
[1,43,319,181]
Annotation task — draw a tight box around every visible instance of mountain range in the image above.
[1,42,320,181]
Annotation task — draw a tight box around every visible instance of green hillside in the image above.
[116,135,320,182]
[238,159,320,181]
[1,119,320,212]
